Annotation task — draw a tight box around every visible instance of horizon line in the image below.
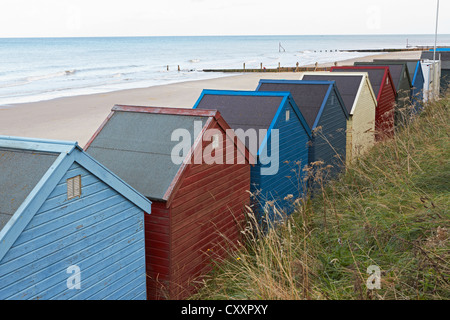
[1,33,450,39]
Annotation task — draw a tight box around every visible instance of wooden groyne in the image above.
[203,66,332,73]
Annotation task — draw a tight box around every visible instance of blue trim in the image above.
[0,135,77,154]
[257,94,288,155]
[331,83,350,120]
[195,89,294,99]
[429,48,450,52]
[413,62,419,84]
[257,79,349,127]
[193,89,312,150]
[287,97,312,138]
[312,84,333,130]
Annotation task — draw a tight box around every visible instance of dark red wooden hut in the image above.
[84,105,253,299]
[331,66,397,139]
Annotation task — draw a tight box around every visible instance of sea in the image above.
[1,34,449,106]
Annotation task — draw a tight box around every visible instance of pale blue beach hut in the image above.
[0,136,151,300]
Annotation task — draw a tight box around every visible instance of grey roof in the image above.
[0,149,58,230]
[355,62,406,90]
[301,74,363,114]
[195,94,284,149]
[331,68,386,98]
[374,59,419,82]
[257,82,329,129]
[86,111,207,201]
[421,51,450,69]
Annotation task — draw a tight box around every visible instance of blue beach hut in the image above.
[193,90,312,219]
[0,136,151,300]
[256,80,349,182]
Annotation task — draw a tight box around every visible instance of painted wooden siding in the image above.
[376,81,396,140]
[0,162,146,300]
[310,90,347,179]
[144,201,170,300]
[257,102,310,215]
[348,80,376,163]
[412,66,424,109]
[169,120,251,299]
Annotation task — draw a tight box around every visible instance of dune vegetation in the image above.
[192,92,449,300]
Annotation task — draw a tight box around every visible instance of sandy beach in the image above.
[0,50,422,147]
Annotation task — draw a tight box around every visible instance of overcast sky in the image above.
[0,0,449,37]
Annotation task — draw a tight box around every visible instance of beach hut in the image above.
[354,61,412,124]
[420,59,441,101]
[374,59,425,109]
[193,90,312,218]
[256,80,348,183]
[331,66,397,140]
[421,51,450,93]
[300,72,377,165]
[0,136,151,300]
[84,105,252,300]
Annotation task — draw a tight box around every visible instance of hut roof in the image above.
[85,105,252,202]
[331,66,394,99]
[193,90,312,151]
[300,72,376,115]
[0,149,58,230]
[374,59,421,82]
[354,62,411,90]
[256,80,348,129]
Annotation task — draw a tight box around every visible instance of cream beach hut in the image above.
[300,72,377,164]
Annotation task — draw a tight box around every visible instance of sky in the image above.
[0,0,449,38]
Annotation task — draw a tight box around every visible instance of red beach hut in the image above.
[84,105,253,300]
[331,66,397,139]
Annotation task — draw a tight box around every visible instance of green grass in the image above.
[191,93,450,300]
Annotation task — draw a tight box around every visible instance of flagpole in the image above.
[433,0,440,61]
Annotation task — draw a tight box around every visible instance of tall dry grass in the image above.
[192,93,449,300]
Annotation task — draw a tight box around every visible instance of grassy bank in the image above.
[192,94,450,300]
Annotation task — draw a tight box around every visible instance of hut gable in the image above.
[355,61,414,123]
[356,61,412,93]
[84,105,252,300]
[300,72,377,163]
[300,72,377,115]
[85,105,251,204]
[193,90,312,212]
[0,136,151,300]
[331,66,396,139]
[331,66,396,100]
[256,80,349,180]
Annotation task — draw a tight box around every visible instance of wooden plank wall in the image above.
[0,162,147,300]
